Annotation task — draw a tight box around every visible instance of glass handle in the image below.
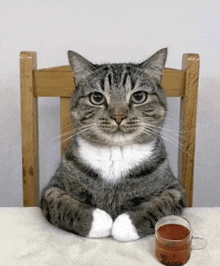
[191,236,207,250]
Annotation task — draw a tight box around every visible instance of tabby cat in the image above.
[40,48,187,241]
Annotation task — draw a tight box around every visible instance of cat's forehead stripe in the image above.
[101,64,135,91]
[108,74,112,87]
[122,73,128,87]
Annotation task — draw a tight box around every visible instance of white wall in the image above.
[0,0,220,207]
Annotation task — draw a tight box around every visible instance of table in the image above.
[0,207,220,266]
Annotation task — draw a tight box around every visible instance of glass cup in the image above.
[155,215,207,266]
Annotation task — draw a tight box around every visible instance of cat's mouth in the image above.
[99,123,138,135]
[98,117,140,132]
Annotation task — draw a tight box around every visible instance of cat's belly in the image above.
[77,137,155,183]
[89,184,153,220]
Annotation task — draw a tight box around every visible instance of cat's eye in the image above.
[89,92,105,105]
[131,91,147,104]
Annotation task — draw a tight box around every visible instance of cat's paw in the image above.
[88,208,113,238]
[112,213,140,242]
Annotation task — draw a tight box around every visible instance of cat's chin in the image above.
[104,131,138,146]
[112,133,132,146]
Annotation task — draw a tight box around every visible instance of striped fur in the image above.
[40,48,187,241]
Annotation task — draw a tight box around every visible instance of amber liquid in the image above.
[155,224,191,266]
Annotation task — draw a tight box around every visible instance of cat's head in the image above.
[68,48,167,146]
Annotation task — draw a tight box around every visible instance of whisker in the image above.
[50,123,96,143]
[138,126,192,158]
[50,124,96,151]
[161,127,182,137]
[161,135,193,159]
[62,123,74,130]
[49,129,74,143]
[141,121,194,135]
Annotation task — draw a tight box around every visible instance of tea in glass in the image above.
[155,216,191,266]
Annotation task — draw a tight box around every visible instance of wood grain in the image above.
[20,52,39,207]
[179,54,200,207]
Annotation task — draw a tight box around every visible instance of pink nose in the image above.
[111,115,127,125]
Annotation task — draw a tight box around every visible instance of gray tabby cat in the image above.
[40,48,187,241]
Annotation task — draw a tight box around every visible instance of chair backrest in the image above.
[20,51,199,207]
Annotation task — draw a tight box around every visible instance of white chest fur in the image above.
[77,137,155,183]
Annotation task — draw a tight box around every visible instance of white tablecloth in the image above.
[0,207,220,266]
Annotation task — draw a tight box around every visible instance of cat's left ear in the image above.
[68,51,96,85]
[139,48,167,82]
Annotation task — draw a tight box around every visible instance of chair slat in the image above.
[34,71,75,97]
[178,54,199,207]
[20,51,39,207]
[34,67,185,97]
[162,68,185,97]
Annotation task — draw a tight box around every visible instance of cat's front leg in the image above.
[41,186,113,238]
[112,189,186,241]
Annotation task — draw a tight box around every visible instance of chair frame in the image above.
[20,51,199,207]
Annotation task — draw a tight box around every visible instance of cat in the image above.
[40,48,187,241]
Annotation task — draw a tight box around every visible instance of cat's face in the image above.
[68,49,167,146]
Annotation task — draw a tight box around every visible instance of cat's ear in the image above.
[139,48,167,82]
[68,51,96,84]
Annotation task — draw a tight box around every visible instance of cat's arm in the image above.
[40,185,113,238]
[112,185,187,241]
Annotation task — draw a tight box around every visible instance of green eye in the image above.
[131,91,147,104]
[89,92,105,105]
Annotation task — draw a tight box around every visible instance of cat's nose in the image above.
[111,115,127,125]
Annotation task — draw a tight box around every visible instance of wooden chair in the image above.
[20,51,199,207]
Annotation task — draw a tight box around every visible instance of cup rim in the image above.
[155,215,192,242]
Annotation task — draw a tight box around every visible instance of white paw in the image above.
[88,208,113,238]
[112,213,140,242]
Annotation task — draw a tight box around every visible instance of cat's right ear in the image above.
[139,48,168,82]
[68,51,96,85]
